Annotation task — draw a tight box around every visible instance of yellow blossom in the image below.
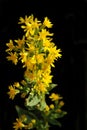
[45,55,55,67]
[26,42,35,52]
[39,29,53,40]
[14,37,25,49]
[13,118,25,130]
[31,119,36,124]
[49,93,62,101]
[18,17,25,24]
[42,73,53,86]
[21,24,31,37]
[23,60,34,70]
[29,29,35,35]
[19,50,28,63]
[7,85,20,100]
[43,39,52,51]
[50,104,54,109]
[43,17,53,28]
[13,82,20,88]
[36,53,44,64]
[6,52,18,65]
[31,18,41,29]
[56,48,62,59]
[6,39,15,52]
[41,63,51,71]
[24,70,36,81]
[45,105,50,112]
[56,109,62,113]
[29,55,36,64]
[49,47,62,60]
[59,101,64,106]
[18,15,33,24]
[34,81,47,94]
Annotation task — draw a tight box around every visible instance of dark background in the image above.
[0,0,87,130]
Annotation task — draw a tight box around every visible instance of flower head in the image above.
[7,85,20,100]
[43,17,53,28]
[6,40,15,52]
[13,118,25,130]
[6,52,18,65]
[49,93,62,101]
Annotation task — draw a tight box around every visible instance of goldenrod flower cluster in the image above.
[5,14,67,130]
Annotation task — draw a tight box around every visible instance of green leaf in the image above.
[39,99,47,111]
[48,118,61,127]
[26,95,41,107]
[15,105,37,120]
[48,83,57,91]
[15,105,28,116]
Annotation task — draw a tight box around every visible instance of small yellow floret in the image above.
[7,85,19,100]
[13,118,25,130]
[49,93,62,101]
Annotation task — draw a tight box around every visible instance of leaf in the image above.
[15,105,37,121]
[48,83,57,91]
[15,105,28,116]
[26,95,41,107]
[39,99,47,111]
[48,118,62,127]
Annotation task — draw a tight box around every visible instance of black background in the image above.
[0,0,86,130]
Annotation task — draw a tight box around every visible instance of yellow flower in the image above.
[30,55,36,64]
[24,70,36,81]
[26,42,35,52]
[41,63,50,72]
[36,53,44,64]
[6,39,15,52]
[34,81,47,94]
[13,82,20,88]
[18,17,25,24]
[45,105,50,112]
[42,73,53,86]
[13,118,25,130]
[43,17,53,28]
[7,85,20,100]
[31,119,36,124]
[30,29,35,35]
[31,18,41,28]
[43,39,52,51]
[49,93,62,101]
[18,15,33,24]
[19,50,28,63]
[14,37,25,49]
[39,29,53,40]
[49,47,62,60]
[21,23,32,37]
[59,101,64,106]
[56,48,62,59]
[23,60,34,70]
[56,109,62,113]
[45,55,55,67]
[6,52,18,65]
[50,104,54,109]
